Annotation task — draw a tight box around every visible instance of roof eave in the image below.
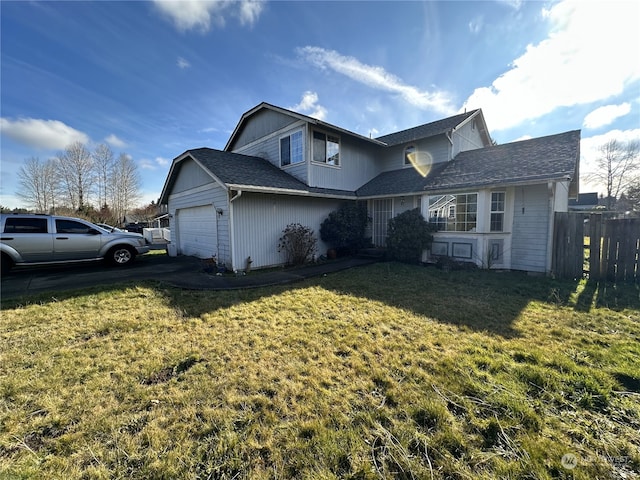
[226,183,357,200]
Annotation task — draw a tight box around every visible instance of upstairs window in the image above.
[313,131,340,166]
[280,130,303,167]
[428,193,477,232]
[404,145,416,166]
[490,192,505,232]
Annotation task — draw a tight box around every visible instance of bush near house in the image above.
[277,223,317,266]
[386,207,435,263]
[320,202,370,256]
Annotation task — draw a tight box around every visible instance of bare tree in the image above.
[16,157,58,213]
[93,143,114,209]
[588,139,640,210]
[55,142,95,210]
[109,153,141,223]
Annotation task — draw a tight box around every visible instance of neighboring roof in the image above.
[159,148,356,204]
[375,110,479,146]
[225,102,386,151]
[357,130,581,197]
[568,192,598,207]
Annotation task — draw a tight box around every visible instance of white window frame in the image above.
[279,129,304,167]
[428,193,478,232]
[312,130,340,166]
[490,191,505,232]
[404,145,416,166]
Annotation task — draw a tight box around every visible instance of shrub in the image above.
[386,208,434,263]
[278,223,317,266]
[320,202,369,255]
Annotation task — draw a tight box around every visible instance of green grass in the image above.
[1,263,639,479]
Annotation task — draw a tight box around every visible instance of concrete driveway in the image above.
[1,253,201,300]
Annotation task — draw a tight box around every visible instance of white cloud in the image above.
[462,1,640,131]
[289,91,328,121]
[0,117,89,150]
[177,56,191,69]
[105,134,127,148]
[583,103,631,129]
[580,128,640,194]
[155,156,170,167]
[153,0,264,32]
[468,15,483,34]
[139,157,170,170]
[237,0,264,26]
[497,0,523,10]
[297,46,455,115]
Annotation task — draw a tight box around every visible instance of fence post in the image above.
[589,214,602,281]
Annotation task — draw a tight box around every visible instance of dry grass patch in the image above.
[1,263,639,479]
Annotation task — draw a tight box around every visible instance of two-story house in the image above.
[159,102,580,273]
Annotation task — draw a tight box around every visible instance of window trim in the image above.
[279,129,304,168]
[490,191,505,232]
[428,192,478,232]
[404,145,416,166]
[312,130,340,167]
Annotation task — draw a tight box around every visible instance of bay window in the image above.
[429,193,477,232]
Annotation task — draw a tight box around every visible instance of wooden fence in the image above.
[553,213,639,283]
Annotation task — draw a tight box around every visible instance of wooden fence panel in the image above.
[553,212,584,279]
[554,213,639,283]
[589,214,602,281]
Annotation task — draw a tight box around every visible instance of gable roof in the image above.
[158,148,356,204]
[375,110,481,146]
[357,130,581,197]
[225,102,385,151]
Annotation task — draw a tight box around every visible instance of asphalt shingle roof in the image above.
[375,110,478,146]
[163,129,579,201]
[357,130,580,196]
[187,148,355,197]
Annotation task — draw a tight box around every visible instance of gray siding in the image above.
[232,109,299,150]
[231,192,342,269]
[452,118,486,157]
[393,195,418,215]
[308,134,381,191]
[167,184,231,267]
[378,135,451,172]
[234,124,308,184]
[172,158,215,193]
[510,184,550,272]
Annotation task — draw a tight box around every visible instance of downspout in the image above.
[546,181,555,274]
[228,190,243,271]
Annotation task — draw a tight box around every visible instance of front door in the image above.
[371,198,393,247]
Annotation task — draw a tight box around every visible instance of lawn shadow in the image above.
[309,262,584,338]
[573,278,639,313]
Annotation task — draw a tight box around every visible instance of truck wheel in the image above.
[108,246,135,266]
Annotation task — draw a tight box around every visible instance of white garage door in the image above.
[176,205,217,259]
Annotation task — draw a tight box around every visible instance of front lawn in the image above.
[1,263,638,479]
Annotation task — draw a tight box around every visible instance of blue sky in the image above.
[1,0,639,209]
